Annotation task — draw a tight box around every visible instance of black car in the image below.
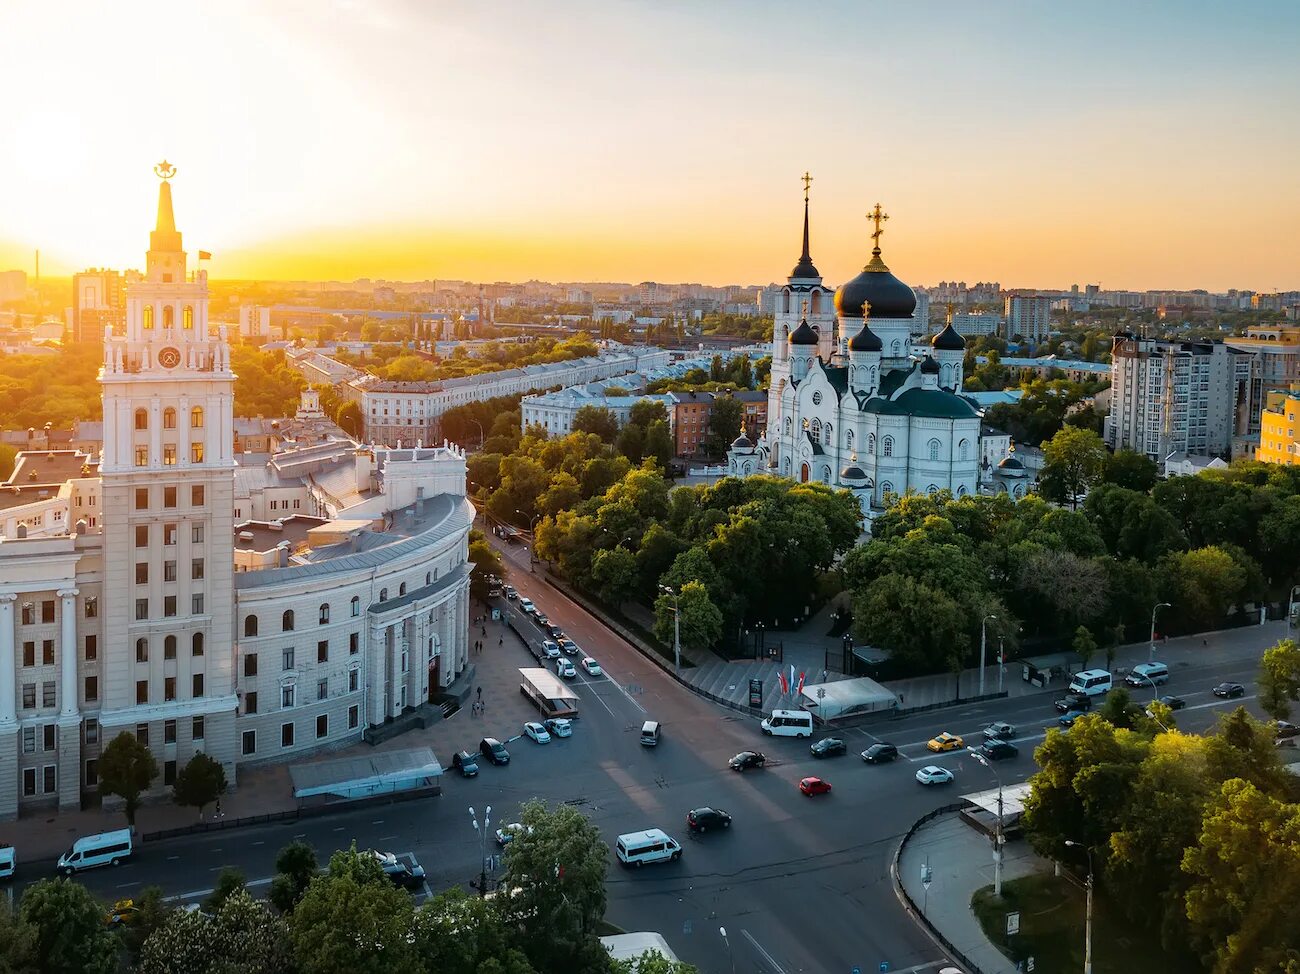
[861,743,899,764]
[1213,682,1246,699]
[479,737,510,765]
[686,807,732,833]
[979,740,1019,761]
[535,614,551,629]
[546,624,564,640]
[1054,692,1092,714]
[452,749,479,777]
[1275,720,1300,740]
[372,852,426,890]
[1157,695,1187,711]
[810,737,847,758]
[728,751,766,771]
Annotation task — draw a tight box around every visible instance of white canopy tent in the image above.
[798,676,897,720]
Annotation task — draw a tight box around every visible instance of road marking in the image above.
[165,876,273,903]
[251,841,265,847]
[892,962,948,974]
[332,826,345,832]
[378,835,398,842]
[292,833,306,839]
[166,855,179,861]
[371,820,384,825]
[115,881,140,889]
[581,681,618,719]
[741,929,787,973]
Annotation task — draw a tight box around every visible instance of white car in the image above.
[915,766,955,786]
[545,718,573,738]
[581,656,602,677]
[495,823,533,847]
[523,721,551,744]
[556,657,577,679]
[518,598,536,615]
[503,585,518,600]
[541,640,561,659]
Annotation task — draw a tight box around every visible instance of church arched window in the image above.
[846,429,854,451]
[191,406,204,428]
[782,289,791,314]
[941,364,951,387]
[784,417,792,436]
[881,481,895,499]
[927,484,939,496]
[867,433,876,455]
[958,438,970,460]
[183,306,194,330]
[928,438,941,461]
[142,305,154,330]
[1013,484,1025,499]
[810,419,821,443]
[134,408,148,431]
[163,408,176,430]
[163,306,174,329]
[823,422,833,444]
[892,339,902,355]
[957,485,968,497]
[869,366,877,389]
[882,435,894,457]
[782,458,791,476]
[810,290,822,315]
[822,465,832,483]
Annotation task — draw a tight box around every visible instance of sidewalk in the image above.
[897,811,1051,974]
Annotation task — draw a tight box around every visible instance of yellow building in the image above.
[1256,386,1300,465]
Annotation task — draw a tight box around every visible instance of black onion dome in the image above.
[840,462,868,482]
[847,320,883,352]
[731,432,753,450]
[998,454,1025,470]
[920,356,940,374]
[788,318,819,345]
[931,322,966,351]
[791,255,820,279]
[834,251,917,319]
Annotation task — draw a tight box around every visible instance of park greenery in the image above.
[335,335,601,384]
[0,804,698,974]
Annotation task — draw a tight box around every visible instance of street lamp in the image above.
[997,635,1007,694]
[719,926,735,974]
[659,584,681,670]
[1148,602,1171,663]
[469,804,493,899]
[979,614,998,696]
[516,509,543,569]
[1064,840,1094,974]
[968,747,1004,896]
[468,418,485,450]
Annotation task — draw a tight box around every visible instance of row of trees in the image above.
[336,336,601,385]
[1,803,695,974]
[231,345,307,418]
[571,401,675,469]
[95,731,228,827]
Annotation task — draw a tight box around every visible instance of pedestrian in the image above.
[481,625,486,637]
[477,686,482,701]
[215,799,224,820]
[498,636,503,647]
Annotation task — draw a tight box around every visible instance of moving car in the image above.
[106,899,141,927]
[503,585,518,600]
[983,722,1016,741]
[495,823,534,847]
[518,598,536,615]
[452,749,479,777]
[1275,720,1300,740]
[640,720,661,746]
[57,830,133,875]
[479,737,510,765]
[1157,695,1187,711]
[861,742,898,764]
[1125,662,1170,688]
[545,717,573,738]
[371,850,426,889]
[979,740,1019,761]
[927,732,964,753]
[557,637,579,656]
[534,613,551,629]
[1054,692,1092,714]
[799,776,832,796]
[915,766,955,786]
[810,737,846,758]
[555,657,577,679]
[615,829,681,867]
[729,751,766,771]
[0,845,15,882]
[523,721,551,744]
[541,640,562,659]
[546,625,565,640]
[581,656,602,677]
[686,807,732,833]
[1059,709,1086,728]
[1213,682,1246,699]
[760,709,814,738]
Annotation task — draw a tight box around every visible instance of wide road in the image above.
[19,537,1277,974]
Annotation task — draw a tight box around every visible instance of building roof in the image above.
[863,387,981,420]
[4,450,98,488]
[931,322,966,351]
[788,318,819,345]
[289,747,442,801]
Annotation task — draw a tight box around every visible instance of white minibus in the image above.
[57,829,133,875]
[615,829,681,867]
[1068,669,1113,697]
[760,709,814,738]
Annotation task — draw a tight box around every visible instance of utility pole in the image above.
[660,584,681,670]
[469,804,492,898]
[980,614,997,695]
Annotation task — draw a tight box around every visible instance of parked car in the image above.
[927,732,964,753]
[1059,709,1086,728]
[452,749,479,777]
[729,751,766,771]
[581,656,602,677]
[1213,682,1246,699]
[545,718,573,738]
[799,776,832,796]
[518,598,536,615]
[1157,695,1187,711]
[810,737,846,758]
[1275,720,1300,740]
[371,851,426,890]
[1054,692,1092,713]
[495,823,533,847]
[555,657,577,679]
[503,585,518,600]
[523,721,551,744]
[982,722,1016,741]
[915,766,954,786]
[479,737,510,765]
[686,807,732,833]
[861,742,898,764]
[979,740,1019,761]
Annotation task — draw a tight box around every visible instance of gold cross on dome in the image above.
[867,202,889,249]
[861,300,872,319]
[802,298,810,317]
[801,171,813,202]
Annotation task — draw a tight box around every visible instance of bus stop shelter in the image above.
[799,676,896,720]
[289,747,442,808]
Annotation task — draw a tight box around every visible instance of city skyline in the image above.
[2,1,1298,291]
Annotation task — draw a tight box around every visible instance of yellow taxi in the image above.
[926,732,964,753]
[106,898,141,927]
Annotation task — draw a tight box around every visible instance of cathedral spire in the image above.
[790,172,820,280]
[150,161,183,254]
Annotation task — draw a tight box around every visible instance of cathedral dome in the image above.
[931,322,966,351]
[997,454,1026,477]
[731,432,753,450]
[847,320,883,352]
[835,247,916,319]
[788,318,819,346]
[920,356,940,374]
[840,454,869,484]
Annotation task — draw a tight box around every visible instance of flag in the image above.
[796,671,806,695]
[789,664,797,694]
[777,669,789,695]
[198,250,212,260]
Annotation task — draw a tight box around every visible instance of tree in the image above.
[269,840,319,915]
[206,868,247,913]
[614,421,644,462]
[572,405,619,443]
[643,419,673,469]
[172,752,227,819]
[654,580,723,652]
[851,573,969,673]
[1038,425,1107,509]
[703,396,744,457]
[336,400,362,438]
[1259,638,1300,720]
[136,889,293,974]
[408,889,536,974]
[590,546,638,606]
[0,899,39,974]
[1101,449,1158,492]
[1159,546,1248,632]
[17,879,118,974]
[99,730,158,827]
[1072,625,1097,669]
[469,529,506,604]
[612,956,701,974]
[1098,685,1141,729]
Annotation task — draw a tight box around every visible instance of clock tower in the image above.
[98,163,238,784]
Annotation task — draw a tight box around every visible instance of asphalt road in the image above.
[16,538,1275,973]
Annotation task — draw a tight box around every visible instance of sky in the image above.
[2,0,1298,291]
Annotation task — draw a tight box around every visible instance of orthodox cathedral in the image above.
[727,187,1024,519]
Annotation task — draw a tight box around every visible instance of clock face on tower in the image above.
[158,346,181,369]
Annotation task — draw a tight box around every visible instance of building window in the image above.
[164,760,176,786]
[22,642,34,667]
[192,594,204,615]
[317,640,329,664]
[163,305,174,329]
[245,615,259,637]
[958,438,970,460]
[350,596,360,617]
[21,684,35,709]
[43,724,55,751]
[244,691,258,715]
[22,727,34,753]
[191,443,204,463]
[164,485,177,508]
[192,524,204,543]
[164,560,177,582]
[85,634,97,661]
[135,637,149,662]
[282,647,295,671]
[42,640,53,665]
[135,562,149,584]
[165,719,177,744]
[42,682,55,708]
[21,769,35,797]
[348,705,359,729]
[191,406,204,429]
[165,523,177,545]
[134,408,149,431]
[163,407,176,429]
[85,759,98,787]
[318,603,330,625]
[242,730,256,756]
[85,718,99,745]
[282,610,295,632]
[192,632,204,656]
[164,445,177,466]
[183,305,194,330]
[193,673,204,697]
[164,596,177,618]
[85,597,97,619]
[317,678,328,701]
[399,583,407,597]
[281,723,295,748]
[136,447,149,467]
[244,653,258,677]
[192,485,204,506]
[191,558,204,580]
[349,669,359,692]
[192,716,205,741]
[135,487,149,510]
[83,674,98,702]
[136,681,149,705]
[164,635,176,660]
[316,714,328,739]
[882,436,894,457]
[281,685,295,709]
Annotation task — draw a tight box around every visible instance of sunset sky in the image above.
[2,0,1297,291]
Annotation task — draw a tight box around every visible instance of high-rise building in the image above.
[71,269,125,343]
[1226,326,1300,442]
[1256,387,1300,465]
[1004,295,1053,343]
[951,312,1001,338]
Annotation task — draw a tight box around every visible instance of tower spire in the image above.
[790,172,820,280]
[149,161,183,255]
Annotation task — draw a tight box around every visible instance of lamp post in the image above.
[469,804,492,899]
[968,748,1004,896]
[719,926,735,974]
[1148,602,1171,663]
[468,418,485,450]
[997,635,1006,694]
[980,614,998,696]
[516,509,542,570]
[660,584,681,670]
[1064,840,1094,974]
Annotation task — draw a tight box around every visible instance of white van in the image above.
[640,721,661,746]
[1125,662,1169,688]
[0,844,14,882]
[1068,669,1113,697]
[615,829,681,867]
[57,829,133,875]
[760,709,814,738]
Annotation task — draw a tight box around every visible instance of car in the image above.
[810,737,847,758]
[980,740,1019,761]
[799,776,832,796]
[518,598,536,615]
[861,742,899,764]
[555,657,577,679]
[523,721,551,744]
[451,749,479,777]
[105,899,141,927]
[1213,682,1246,699]
[1059,709,1086,728]
[915,766,955,786]
[488,585,502,598]
[1054,692,1092,714]
[541,640,561,659]
[927,732,964,753]
[545,624,564,640]
[1157,695,1187,711]
[1275,720,1300,740]
[728,751,766,771]
[545,717,573,738]
[495,823,534,847]
[983,722,1016,741]
[479,737,510,765]
[686,807,732,833]
[534,613,551,628]
[371,851,426,890]
[557,637,579,656]
[581,656,602,677]
[503,585,518,600]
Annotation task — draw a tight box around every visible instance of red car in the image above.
[799,776,831,796]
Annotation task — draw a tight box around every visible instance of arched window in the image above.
[135,637,148,662]
[782,458,791,476]
[881,481,895,499]
[1013,484,1025,499]
[784,417,792,436]
[245,615,258,637]
[163,407,176,429]
[282,609,295,632]
[846,429,854,450]
[941,364,952,387]
[192,632,204,656]
[810,419,821,443]
[927,484,939,496]
[399,583,407,597]
[163,306,174,329]
[928,438,941,461]
[379,588,388,602]
[134,408,148,431]
[957,485,968,497]
[958,438,970,461]
[823,422,833,443]
[350,596,360,617]
[142,305,154,330]
[867,433,876,455]
[191,406,204,428]
[164,635,177,659]
[810,290,822,314]
[892,339,902,355]
[318,603,330,625]
[782,288,791,314]
[425,572,431,585]
[822,465,832,483]
[882,436,894,457]
[183,306,194,330]
[869,366,877,389]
